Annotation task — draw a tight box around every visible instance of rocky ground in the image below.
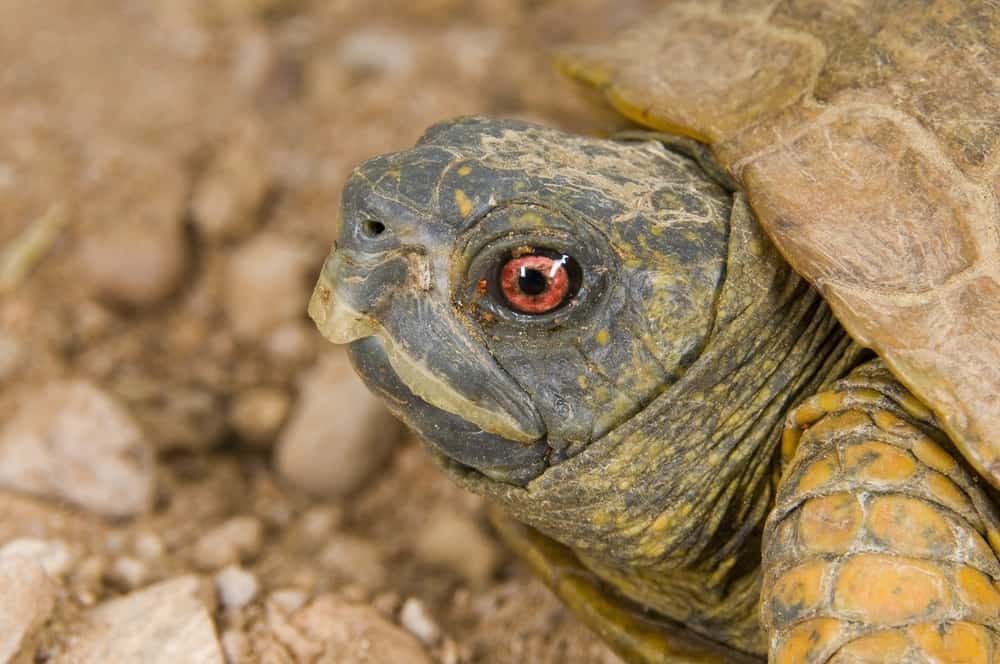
[0,1,662,662]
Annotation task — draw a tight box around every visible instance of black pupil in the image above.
[518,268,547,295]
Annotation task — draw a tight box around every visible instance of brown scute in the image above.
[743,108,983,293]
[560,0,1000,488]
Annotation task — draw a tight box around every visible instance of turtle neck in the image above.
[445,192,865,654]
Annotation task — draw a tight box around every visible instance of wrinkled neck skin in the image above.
[442,194,863,655]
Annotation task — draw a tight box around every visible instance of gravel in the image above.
[0,557,58,664]
[53,576,223,664]
[0,380,155,518]
[193,516,264,571]
[275,350,404,496]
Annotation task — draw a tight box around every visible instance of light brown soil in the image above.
[0,1,660,662]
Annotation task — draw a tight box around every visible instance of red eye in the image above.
[498,253,574,314]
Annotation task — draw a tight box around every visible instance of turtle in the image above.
[308,1,1000,661]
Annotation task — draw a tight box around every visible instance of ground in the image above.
[0,1,660,662]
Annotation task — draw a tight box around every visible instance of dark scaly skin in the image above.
[308,118,1000,661]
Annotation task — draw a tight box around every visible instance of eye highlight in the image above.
[496,251,580,314]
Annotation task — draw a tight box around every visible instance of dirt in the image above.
[0,1,661,662]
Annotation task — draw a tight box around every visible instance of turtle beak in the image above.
[309,248,546,445]
[308,253,378,344]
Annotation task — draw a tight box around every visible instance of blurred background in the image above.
[0,1,656,661]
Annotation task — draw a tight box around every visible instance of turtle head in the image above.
[309,117,731,486]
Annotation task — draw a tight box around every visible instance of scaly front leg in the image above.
[761,361,1000,662]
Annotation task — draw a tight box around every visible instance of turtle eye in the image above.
[495,250,581,315]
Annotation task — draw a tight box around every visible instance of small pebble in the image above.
[224,234,314,339]
[0,380,155,518]
[297,505,342,543]
[0,557,57,663]
[275,351,403,496]
[268,589,308,614]
[0,538,74,578]
[414,507,501,587]
[133,532,165,561]
[337,28,416,78]
[290,595,433,664]
[220,629,251,664]
[193,516,263,571]
[215,566,259,610]
[229,386,291,447]
[77,153,189,308]
[109,556,149,590]
[266,321,314,363]
[319,535,386,590]
[399,597,441,645]
[0,332,23,381]
[53,575,223,663]
[190,123,272,242]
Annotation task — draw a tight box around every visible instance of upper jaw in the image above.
[309,250,546,447]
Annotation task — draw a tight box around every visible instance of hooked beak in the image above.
[308,250,545,445]
[308,257,378,344]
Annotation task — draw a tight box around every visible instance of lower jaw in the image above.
[347,336,550,486]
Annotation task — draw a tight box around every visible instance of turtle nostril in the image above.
[362,220,386,238]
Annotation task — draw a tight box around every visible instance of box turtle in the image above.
[309,2,1000,661]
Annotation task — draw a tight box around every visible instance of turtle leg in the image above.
[488,507,760,664]
[761,360,1000,662]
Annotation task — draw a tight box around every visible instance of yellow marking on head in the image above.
[595,329,610,346]
[576,375,588,390]
[454,189,473,217]
[511,212,544,227]
[457,165,472,177]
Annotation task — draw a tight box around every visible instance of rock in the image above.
[54,575,223,664]
[337,28,416,78]
[399,597,441,645]
[125,378,227,452]
[296,505,342,544]
[224,233,314,339]
[0,557,58,664]
[77,151,189,308]
[275,351,403,496]
[209,0,299,21]
[414,507,501,586]
[265,320,315,363]
[193,515,264,570]
[268,589,308,614]
[0,538,74,578]
[0,380,155,517]
[0,331,22,381]
[0,490,105,545]
[215,565,258,609]
[133,532,165,561]
[191,123,272,242]
[108,556,149,590]
[318,534,386,590]
[228,386,291,447]
[220,629,251,664]
[291,596,433,664]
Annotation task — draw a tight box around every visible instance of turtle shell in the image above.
[559,0,1000,488]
